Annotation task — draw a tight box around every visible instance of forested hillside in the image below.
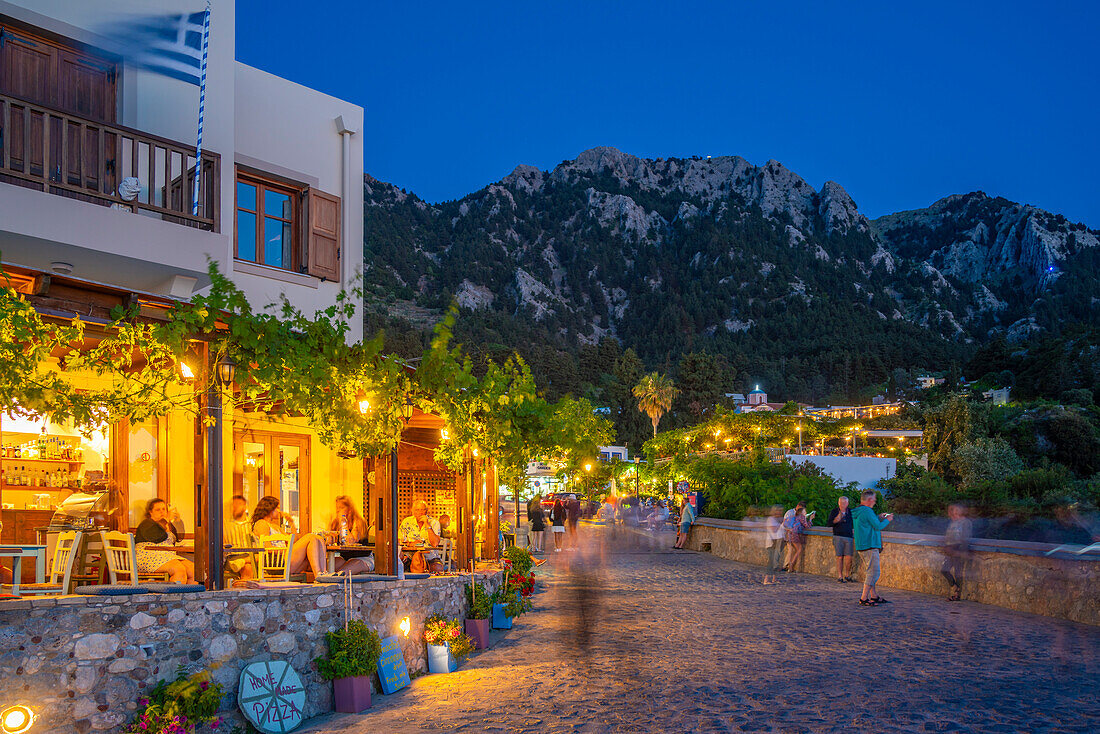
[361,148,1100,448]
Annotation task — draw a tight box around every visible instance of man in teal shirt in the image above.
[852,489,893,606]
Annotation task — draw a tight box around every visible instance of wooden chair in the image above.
[439,538,453,571]
[4,531,83,595]
[259,533,306,582]
[100,531,138,585]
[224,522,259,582]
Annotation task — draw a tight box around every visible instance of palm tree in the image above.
[633,372,678,438]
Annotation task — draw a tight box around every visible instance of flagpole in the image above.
[191,2,211,217]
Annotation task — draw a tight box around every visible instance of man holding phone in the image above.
[852,489,893,606]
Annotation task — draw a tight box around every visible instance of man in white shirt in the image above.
[400,500,442,573]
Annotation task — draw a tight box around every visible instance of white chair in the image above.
[259,533,295,582]
[100,531,138,585]
[4,531,83,595]
[439,538,453,571]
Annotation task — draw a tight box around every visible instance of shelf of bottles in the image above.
[0,417,107,509]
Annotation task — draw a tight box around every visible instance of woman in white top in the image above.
[763,505,785,585]
[250,496,326,578]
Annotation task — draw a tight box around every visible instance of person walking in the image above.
[529,498,547,554]
[550,499,567,552]
[566,497,582,550]
[763,505,785,584]
[782,503,812,571]
[674,499,695,549]
[828,496,855,582]
[852,489,893,606]
[941,503,972,601]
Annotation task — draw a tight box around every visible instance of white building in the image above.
[598,445,629,462]
[0,1,366,574]
[0,0,364,340]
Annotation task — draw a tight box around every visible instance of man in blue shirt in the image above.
[852,489,893,606]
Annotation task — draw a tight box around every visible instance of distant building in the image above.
[747,386,767,405]
[918,376,945,390]
[724,393,747,406]
[805,403,904,420]
[598,445,629,462]
[983,387,1010,405]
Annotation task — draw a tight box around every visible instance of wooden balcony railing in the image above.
[0,93,219,232]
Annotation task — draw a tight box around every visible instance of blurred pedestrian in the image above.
[551,499,567,552]
[853,489,893,606]
[529,498,547,554]
[941,503,972,601]
[674,499,695,549]
[566,497,582,550]
[763,505,785,584]
[782,503,811,571]
[828,496,855,582]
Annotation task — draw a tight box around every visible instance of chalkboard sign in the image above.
[238,660,305,733]
[376,635,411,694]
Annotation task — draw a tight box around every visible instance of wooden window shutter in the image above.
[306,188,341,281]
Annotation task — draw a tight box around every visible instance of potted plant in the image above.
[315,620,383,713]
[491,587,528,628]
[124,668,223,733]
[425,614,475,673]
[465,582,493,649]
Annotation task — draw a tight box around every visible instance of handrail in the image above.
[0,92,219,232]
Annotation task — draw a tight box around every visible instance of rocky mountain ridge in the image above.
[362,147,1099,400]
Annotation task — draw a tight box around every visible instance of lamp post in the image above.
[391,395,415,579]
[205,352,234,590]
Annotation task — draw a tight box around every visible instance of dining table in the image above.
[0,545,48,596]
[324,543,376,573]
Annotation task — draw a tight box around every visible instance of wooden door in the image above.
[234,432,311,535]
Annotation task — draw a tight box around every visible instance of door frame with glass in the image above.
[233,431,310,535]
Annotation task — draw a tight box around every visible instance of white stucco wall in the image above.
[786,455,897,489]
[0,0,364,342]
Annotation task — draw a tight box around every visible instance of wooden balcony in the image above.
[0,93,219,232]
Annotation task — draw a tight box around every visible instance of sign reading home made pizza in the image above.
[377,635,410,694]
[239,660,306,733]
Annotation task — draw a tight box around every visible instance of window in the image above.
[234,168,343,281]
[235,171,301,272]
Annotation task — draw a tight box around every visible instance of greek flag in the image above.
[110,11,208,86]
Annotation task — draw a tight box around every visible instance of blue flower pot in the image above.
[427,643,457,673]
[491,603,513,629]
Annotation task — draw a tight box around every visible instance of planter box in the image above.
[333,675,372,713]
[427,643,458,674]
[491,603,513,629]
[465,618,490,649]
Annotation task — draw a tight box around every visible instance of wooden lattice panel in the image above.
[397,470,457,523]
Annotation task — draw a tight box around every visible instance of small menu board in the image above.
[376,635,410,694]
[238,660,305,733]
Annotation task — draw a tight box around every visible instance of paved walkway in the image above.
[303,527,1100,733]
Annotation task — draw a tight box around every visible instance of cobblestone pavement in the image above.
[303,527,1100,733]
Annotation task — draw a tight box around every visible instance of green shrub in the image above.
[464,582,493,620]
[315,620,382,681]
[502,545,534,575]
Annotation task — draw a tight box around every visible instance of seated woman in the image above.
[328,495,375,575]
[135,498,195,584]
[251,496,326,578]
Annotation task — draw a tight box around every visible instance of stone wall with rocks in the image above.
[685,520,1099,626]
[0,573,502,733]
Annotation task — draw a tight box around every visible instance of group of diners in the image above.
[131,493,455,584]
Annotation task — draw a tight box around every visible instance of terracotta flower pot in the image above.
[333,675,372,713]
[465,618,490,649]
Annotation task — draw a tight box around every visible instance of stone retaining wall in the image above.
[685,520,1099,626]
[0,573,502,733]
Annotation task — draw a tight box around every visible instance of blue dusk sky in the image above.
[236,0,1099,226]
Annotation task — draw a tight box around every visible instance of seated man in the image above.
[646,502,670,531]
[399,500,443,573]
